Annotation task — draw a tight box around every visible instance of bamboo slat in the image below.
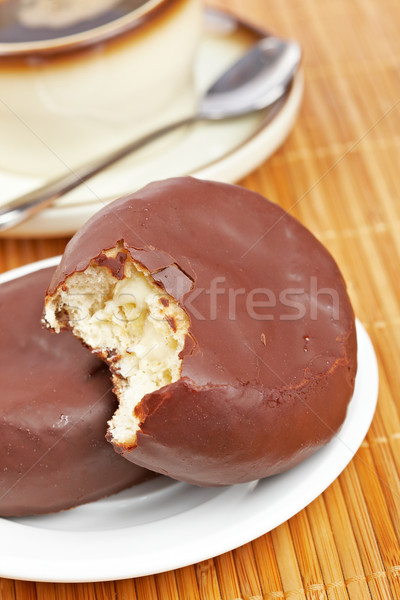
[1,0,400,598]
[322,480,370,600]
[305,496,348,600]
[233,544,263,599]
[252,534,284,599]
[339,464,392,599]
[196,560,222,599]
[135,576,158,600]
[175,566,201,600]
[34,584,56,600]
[270,523,306,600]
[289,511,328,600]
[155,571,180,600]
[214,553,241,599]
[114,579,138,600]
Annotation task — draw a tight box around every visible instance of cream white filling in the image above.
[44,248,190,445]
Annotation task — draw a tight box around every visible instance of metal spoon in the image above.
[0,36,301,232]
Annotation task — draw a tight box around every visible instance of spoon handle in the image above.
[0,115,195,232]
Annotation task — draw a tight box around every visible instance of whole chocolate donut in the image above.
[45,177,357,486]
[0,267,152,517]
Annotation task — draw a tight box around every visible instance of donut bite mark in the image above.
[44,243,191,449]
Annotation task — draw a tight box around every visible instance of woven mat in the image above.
[1,0,400,597]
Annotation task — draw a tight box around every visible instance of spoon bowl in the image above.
[199,37,301,119]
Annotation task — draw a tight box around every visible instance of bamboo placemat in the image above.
[1,0,400,597]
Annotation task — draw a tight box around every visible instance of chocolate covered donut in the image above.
[0,267,151,517]
[45,177,357,486]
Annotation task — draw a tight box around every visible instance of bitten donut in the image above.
[0,267,152,517]
[44,177,357,486]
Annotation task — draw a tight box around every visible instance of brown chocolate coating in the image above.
[48,177,357,486]
[0,267,151,517]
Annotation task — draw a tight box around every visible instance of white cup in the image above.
[0,0,203,177]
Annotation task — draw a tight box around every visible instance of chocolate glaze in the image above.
[94,251,127,280]
[47,177,357,486]
[0,267,151,517]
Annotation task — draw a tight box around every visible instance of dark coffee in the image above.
[0,0,151,44]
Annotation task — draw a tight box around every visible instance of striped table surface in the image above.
[1,0,400,598]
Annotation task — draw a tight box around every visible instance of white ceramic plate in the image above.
[0,10,303,237]
[0,257,378,583]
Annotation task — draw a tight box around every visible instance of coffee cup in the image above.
[0,0,203,177]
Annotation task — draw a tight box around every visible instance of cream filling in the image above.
[44,247,190,445]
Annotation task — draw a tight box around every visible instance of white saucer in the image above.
[0,258,378,583]
[0,10,304,238]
